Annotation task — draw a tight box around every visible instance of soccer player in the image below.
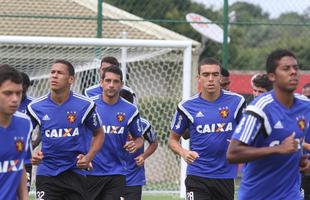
[84,56,136,103]
[220,67,231,90]
[227,49,310,200]
[86,66,144,200]
[251,73,273,98]
[18,72,35,192]
[27,59,104,200]
[301,82,310,200]
[0,64,32,200]
[302,83,310,99]
[168,58,245,200]
[120,89,159,200]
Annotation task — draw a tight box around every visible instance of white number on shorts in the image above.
[36,191,45,200]
[186,191,194,200]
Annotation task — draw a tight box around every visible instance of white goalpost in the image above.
[0,36,191,198]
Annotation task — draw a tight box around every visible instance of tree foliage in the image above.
[104,0,310,70]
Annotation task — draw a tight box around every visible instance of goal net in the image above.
[0,36,192,195]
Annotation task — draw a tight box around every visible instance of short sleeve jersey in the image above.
[0,112,32,200]
[125,117,157,186]
[88,96,143,176]
[18,95,34,165]
[27,92,102,176]
[171,90,245,179]
[232,91,310,200]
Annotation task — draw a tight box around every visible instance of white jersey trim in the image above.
[246,95,273,135]
[223,90,246,119]
[177,94,199,124]
[27,95,49,126]
[73,93,95,123]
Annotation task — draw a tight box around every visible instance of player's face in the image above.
[302,87,310,99]
[0,80,23,116]
[220,76,230,90]
[252,85,267,98]
[198,64,221,94]
[49,63,74,92]
[99,62,113,78]
[101,72,123,98]
[268,56,299,93]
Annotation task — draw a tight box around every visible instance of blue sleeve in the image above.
[170,109,190,136]
[232,113,262,145]
[128,115,143,138]
[84,108,102,132]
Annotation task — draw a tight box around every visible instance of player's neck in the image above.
[201,89,221,102]
[102,94,119,105]
[274,88,295,108]
[0,113,12,128]
[50,89,71,105]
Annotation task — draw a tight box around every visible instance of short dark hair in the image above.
[0,64,23,86]
[266,49,296,73]
[53,59,75,76]
[252,74,273,91]
[20,72,32,87]
[101,65,123,81]
[120,89,134,103]
[101,56,119,67]
[198,58,221,74]
[221,67,230,77]
[303,83,310,89]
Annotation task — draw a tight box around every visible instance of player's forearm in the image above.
[168,133,185,157]
[227,140,282,163]
[17,168,29,200]
[134,136,144,150]
[87,128,104,160]
[142,140,158,160]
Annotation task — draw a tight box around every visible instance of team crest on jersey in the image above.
[297,116,306,131]
[14,137,24,153]
[219,107,229,118]
[116,112,125,122]
[67,111,77,123]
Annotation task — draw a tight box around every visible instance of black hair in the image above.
[101,56,119,67]
[101,65,123,81]
[53,59,75,76]
[0,64,23,86]
[221,67,230,77]
[198,58,221,74]
[252,74,273,91]
[120,89,134,103]
[266,49,296,73]
[20,72,32,87]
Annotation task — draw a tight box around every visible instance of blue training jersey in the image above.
[232,91,310,200]
[88,95,143,176]
[171,90,245,179]
[126,118,157,186]
[85,84,136,104]
[27,92,102,176]
[0,112,32,200]
[18,95,34,165]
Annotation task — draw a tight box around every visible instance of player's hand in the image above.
[76,154,93,170]
[31,151,44,165]
[181,150,199,164]
[300,154,310,173]
[277,132,298,154]
[124,141,137,153]
[134,154,145,166]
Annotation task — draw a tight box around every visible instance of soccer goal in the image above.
[0,36,192,197]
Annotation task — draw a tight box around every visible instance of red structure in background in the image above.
[229,71,310,94]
